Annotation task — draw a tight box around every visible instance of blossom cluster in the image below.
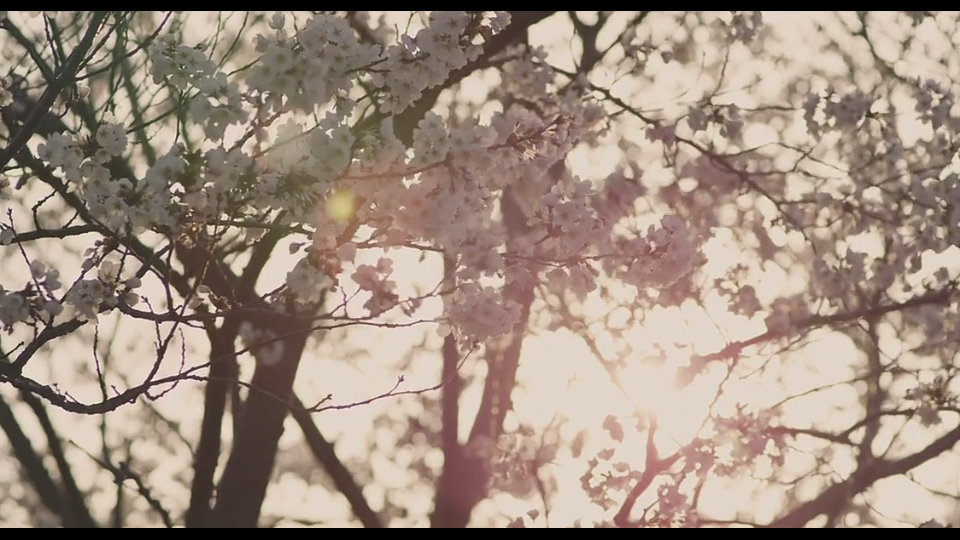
[149,35,247,140]
[18,10,955,359]
[0,261,62,331]
[0,250,141,331]
[350,258,399,316]
[9,11,710,350]
[905,375,956,428]
[36,123,176,234]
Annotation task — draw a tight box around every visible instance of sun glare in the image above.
[618,356,707,441]
[516,327,721,448]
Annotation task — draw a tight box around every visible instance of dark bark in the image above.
[425,14,559,528]
[186,229,283,527]
[19,391,95,528]
[430,328,470,528]
[175,228,320,528]
[430,182,541,528]
[207,310,311,527]
[431,444,491,528]
[0,393,96,527]
[430,272,536,528]
[467,280,535,445]
[185,326,238,528]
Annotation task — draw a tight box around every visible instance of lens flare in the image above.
[326,189,356,222]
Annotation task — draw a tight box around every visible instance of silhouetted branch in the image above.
[18,391,95,527]
[78,446,174,528]
[696,286,958,365]
[291,394,383,528]
[185,324,238,528]
[0,12,109,171]
[0,393,95,527]
[766,423,960,528]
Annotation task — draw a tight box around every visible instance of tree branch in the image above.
[185,324,237,528]
[431,257,470,529]
[361,11,556,147]
[0,393,95,527]
[766,423,960,528]
[18,391,95,527]
[696,286,957,365]
[206,307,311,528]
[0,12,109,171]
[175,228,323,528]
[290,395,383,528]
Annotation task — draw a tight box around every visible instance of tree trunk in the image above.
[207,309,312,528]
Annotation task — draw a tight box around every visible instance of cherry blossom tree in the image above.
[0,11,958,528]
